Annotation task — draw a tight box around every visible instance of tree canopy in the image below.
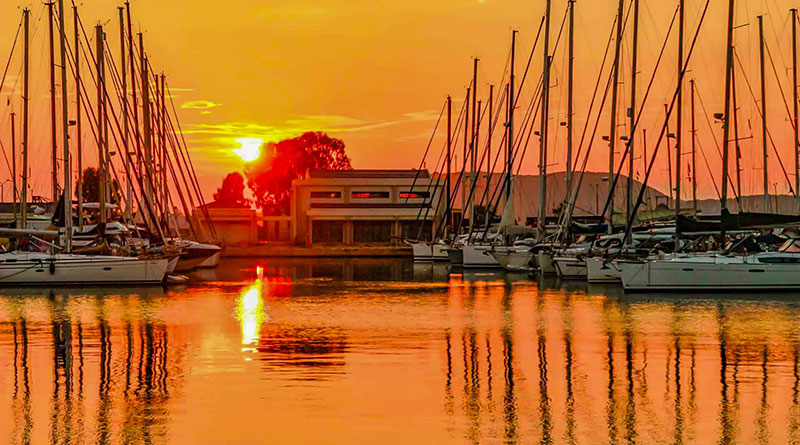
[244,132,351,215]
[76,167,120,204]
[212,172,250,208]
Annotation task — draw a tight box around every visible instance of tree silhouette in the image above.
[76,167,120,204]
[213,172,250,208]
[245,132,351,215]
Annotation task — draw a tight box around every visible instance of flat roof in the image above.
[306,169,430,179]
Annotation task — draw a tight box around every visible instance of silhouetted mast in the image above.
[21,9,29,229]
[11,112,16,223]
[674,0,684,249]
[538,0,552,239]
[566,0,575,196]
[47,2,58,204]
[57,0,72,251]
[720,0,735,237]
[119,6,132,220]
[627,0,640,247]
[691,79,698,211]
[73,6,82,230]
[608,0,624,234]
[792,8,799,208]
[96,25,107,224]
[446,95,452,232]
[758,15,770,212]
[507,30,516,201]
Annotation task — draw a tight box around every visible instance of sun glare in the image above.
[234,138,263,162]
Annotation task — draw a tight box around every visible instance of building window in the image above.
[310,191,342,199]
[353,221,393,243]
[351,191,390,199]
[312,220,344,243]
[400,191,430,199]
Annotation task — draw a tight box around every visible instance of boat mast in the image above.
[47,2,59,205]
[566,0,575,197]
[470,58,478,232]
[627,0,640,247]
[488,84,493,182]
[674,0,684,250]
[446,95,452,233]
[161,74,168,222]
[507,30,516,202]
[720,0,735,239]
[119,7,131,221]
[141,33,155,222]
[792,8,799,210]
[57,0,72,251]
[73,6,82,230]
[21,9,29,230]
[731,49,742,203]
[462,86,469,232]
[126,3,140,207]
[96,25,107,224]
[691,79,698,211]
[608,0,624,234]
[11,112,16,223]
[758,15,770,212]
[538,0,552,239]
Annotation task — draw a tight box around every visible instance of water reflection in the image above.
[1,260,800,442]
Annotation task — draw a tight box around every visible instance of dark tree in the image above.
[245,132,351,215]
[213,172,250,208]
[76,167,120,204]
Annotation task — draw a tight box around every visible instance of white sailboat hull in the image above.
[490,247,535,272]
[462,245,502,268]
[412,243,450,262]
[620,254,800,291]
[586,257,622,283]
[554,256,587,279]
[536,251,556,275]
[0,252,168,285]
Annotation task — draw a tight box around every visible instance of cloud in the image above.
[181,100,222,110]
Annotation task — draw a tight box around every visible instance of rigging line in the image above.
[0,17,24,179]
[696,136,721,200]
[569,12,619,179]
[623,0,710,241]
[595,2,680,228]
[514,16,545,108]
[474,85,511,211]
[407,98,447,225]
[439,89,471,221]
[694,84,738,200]
[764,41,796,133]
[732,48,796,197]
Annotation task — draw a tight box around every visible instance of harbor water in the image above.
[2,258,800,443]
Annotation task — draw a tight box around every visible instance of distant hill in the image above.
[442,171,670,219]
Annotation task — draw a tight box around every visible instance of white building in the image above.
[291,169,444,246]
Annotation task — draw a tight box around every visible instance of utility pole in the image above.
[608,0,624,234]
[628,0,640,247]
[720,0,735,241]
[507,30,517,202]
[759,15,770,212]
[96,25,107,224]
[674,0,684,250]
[57,0,72,251]
[119,6,131,220]
[47,2,59,205]
[538,0,552,239]
[691,79,698,212]
[446,95,452,233]
[21,9,29,230]
[566,0,575,197]
[792,8,799,211]
[74,6,82,230]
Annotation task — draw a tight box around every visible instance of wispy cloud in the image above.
[181,100,223,110]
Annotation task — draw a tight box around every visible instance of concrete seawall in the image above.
[222,245,412,258]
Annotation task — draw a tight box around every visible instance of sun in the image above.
[234,138,263,162]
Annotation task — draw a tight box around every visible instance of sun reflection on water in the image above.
[236,281,268,351]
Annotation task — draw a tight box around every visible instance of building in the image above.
[291,169,444,246]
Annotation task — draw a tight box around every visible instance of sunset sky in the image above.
[0,0,797,204]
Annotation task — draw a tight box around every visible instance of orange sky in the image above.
[0,0,797,204]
